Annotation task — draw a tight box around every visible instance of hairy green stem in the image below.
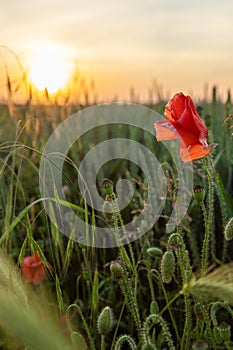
[200,200,209,277]
[66,304,96,350]
[143,314,175,350]
[168,233,193,349]
[114,335,137,350]
[110,194,142,341]
[151,269,180,343]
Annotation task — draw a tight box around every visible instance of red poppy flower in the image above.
[154,92,211,162]
[22,251,48,285]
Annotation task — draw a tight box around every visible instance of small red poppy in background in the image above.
[22,251,50,285]
[154,92,211,162]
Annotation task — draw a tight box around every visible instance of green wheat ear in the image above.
[0,250,79,350]
[182,262,233,305]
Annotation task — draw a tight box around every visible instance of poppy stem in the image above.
[201,157,214,277]
[107,191,142,343]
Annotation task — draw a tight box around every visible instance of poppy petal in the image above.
[154,120,179,141]
[22,266,34,283]
[33,267,46,285]
[180,143,211,162]
[165,92,186,122]
[21,251,47,285]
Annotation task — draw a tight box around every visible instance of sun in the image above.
[29,43,73,93]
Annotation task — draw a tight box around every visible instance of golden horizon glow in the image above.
[29,43,73,94]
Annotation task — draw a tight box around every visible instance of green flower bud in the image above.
[97,306,114,336]
[102,178,113,196]
[193,184,206,202]
[110,261,124,281]
[150,300,159,315]
[160,250,175,284]
[147,247,163,258]
[224,217,233,240]
[217,322,231,342]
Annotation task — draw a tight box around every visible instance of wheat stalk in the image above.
[181,262,233,305]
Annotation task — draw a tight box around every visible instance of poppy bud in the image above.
[110,261,124,281]
[102,178,113,196]
[193,184,206,203]
[160,250,175,284]
[192,339,208,350]
[97,306,114,336]
[147,247,163,258]
[150,300,159,315]
[224,217,233,240]
[217,322,231,342]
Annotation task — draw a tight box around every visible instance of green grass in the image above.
[0,90,232,349]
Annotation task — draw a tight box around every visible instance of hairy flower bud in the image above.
[160,250,175,284]
[110,261,124,281]
[97,306,114,336]
[147,247,163,258]
[150,300,159,315]
[217,321,231,342]
[102,178,113,196]
[193,184,206,202]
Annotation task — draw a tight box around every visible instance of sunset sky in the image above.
[1,0,233,101]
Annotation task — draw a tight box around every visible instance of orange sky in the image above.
[1,0,233,102]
